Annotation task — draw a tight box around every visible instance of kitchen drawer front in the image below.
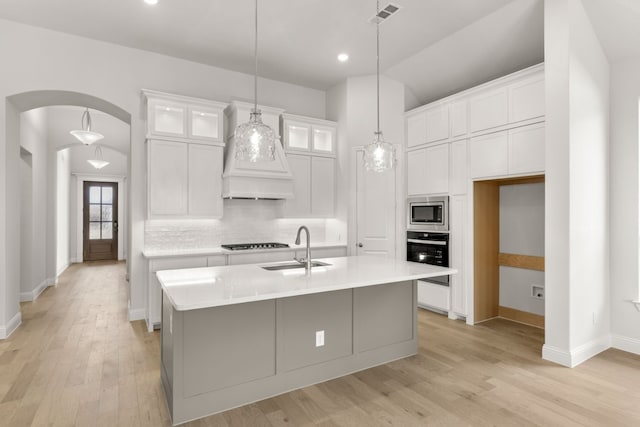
[227,251,296,265]
[417,280,450,312]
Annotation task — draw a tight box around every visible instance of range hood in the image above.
[222,101,294,199]
[222,136,294,199]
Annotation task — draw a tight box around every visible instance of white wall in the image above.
[19,148,32,299]
[19,108,50,301]
[610,57,640,354]
[544,0,611,367]
[326,75,406,259]
[499,183,545,316]
[0,18,327,330]
[56,149,70,276]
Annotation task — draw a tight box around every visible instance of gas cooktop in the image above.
[221,242,290,251]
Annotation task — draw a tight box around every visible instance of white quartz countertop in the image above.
[157,255,457,311]
[142,242,347,259]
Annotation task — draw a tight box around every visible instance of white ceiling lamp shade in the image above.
[87,145,109,169]
[234,0,277,163]
[363,0,396,173]
[70,108,104,145]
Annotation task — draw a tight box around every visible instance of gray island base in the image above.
[157,256,455,425]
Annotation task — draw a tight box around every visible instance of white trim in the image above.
[0,311,22,339]
[569,335,611,367]
[75,175,127,262]
[632,300,640,311]
[19,278,53,302]
[128,308,146,322]
[542,344,572,367]
[56,262,70,278]
[612,334,640,356]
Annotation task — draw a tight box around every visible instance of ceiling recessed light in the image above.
[337,53,349,62]
[144,0,158,5]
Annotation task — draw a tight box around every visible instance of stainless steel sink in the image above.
[261,261,331,271]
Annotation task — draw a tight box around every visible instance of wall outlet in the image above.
[315,330,325,347]
[532,285,544,300]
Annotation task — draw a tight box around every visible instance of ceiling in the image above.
[0,0,539,104]
[2,0,639,124]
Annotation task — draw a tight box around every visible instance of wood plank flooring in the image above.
[1,261,639,426]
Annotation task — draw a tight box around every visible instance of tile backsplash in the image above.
[145,199,343,251]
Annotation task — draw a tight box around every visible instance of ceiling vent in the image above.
[368,3,402,24]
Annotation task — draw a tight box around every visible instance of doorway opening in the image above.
[83,181,118,261]
[474,175,545,328]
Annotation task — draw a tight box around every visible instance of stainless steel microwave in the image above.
[407,196,449,231]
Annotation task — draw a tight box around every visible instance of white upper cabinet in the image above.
[509,75,545,124]
[407,143,449,196]
[469,123,545,179]
[469,131,509,178]
[281,114,337,156]
[406,112,427,148]
[425,105,449,144]
[449,100,468,138]
[508,123,545,175]
[143,90,226,143]
[449,139,468,195]
[282,153,336,218]
[147,140,224,218]
[469,87,509,133]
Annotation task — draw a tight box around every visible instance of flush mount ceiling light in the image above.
[363,0,396,172]
[70,108,104,145]
[144,0,158,5]
[337,53,349,62]
[87,145,109,169]
[234,0,277,163]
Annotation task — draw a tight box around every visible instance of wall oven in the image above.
[407,196,449,231]
[406,231,449,287]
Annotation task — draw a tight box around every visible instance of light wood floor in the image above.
[1,261,639,426]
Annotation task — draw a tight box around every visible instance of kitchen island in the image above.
[157,255,456,425]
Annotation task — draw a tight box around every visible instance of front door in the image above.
[354,149,396,257]
[83,181,118,261]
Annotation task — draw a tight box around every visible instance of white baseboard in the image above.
[128,308,146,322]
[56,262,70,278]
[542,344,572,367]
[19,277,54,302]
[0,311,22,339]
[612,334,640,356]
[569,335,611,367]
[543,335,611,368]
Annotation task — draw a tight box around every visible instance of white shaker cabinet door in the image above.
[424,143,449,195]
[508,123,545,175]
[407,113,427,148]
[469,88,509,133]
[450,195,467,317]
[469,131,509,179]
[311,156,336,217]
[188,143,223,217]
[407,148,428,196]
[283,154,311,217]
[148,140,188,216]
[449,139,468,195]
[450,100,468,138]
[425,106,449,144]
[509,76,545,124]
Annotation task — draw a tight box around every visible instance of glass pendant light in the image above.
[87,145,109,169]
[363,0,396,172]
[70,108,104,145]
[234,0,277,162]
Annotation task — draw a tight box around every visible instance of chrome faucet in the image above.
[294,225,312,271]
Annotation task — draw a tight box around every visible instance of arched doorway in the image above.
[1,90,131,338]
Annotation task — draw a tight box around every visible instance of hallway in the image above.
[1,262,639,426]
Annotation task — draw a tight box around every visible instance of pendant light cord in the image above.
[376,0,380,135]
[254,0,258,112]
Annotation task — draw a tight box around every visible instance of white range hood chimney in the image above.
[222,101,294,199]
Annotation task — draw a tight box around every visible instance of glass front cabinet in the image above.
[143,89,227,143]
[281,113,337,156]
